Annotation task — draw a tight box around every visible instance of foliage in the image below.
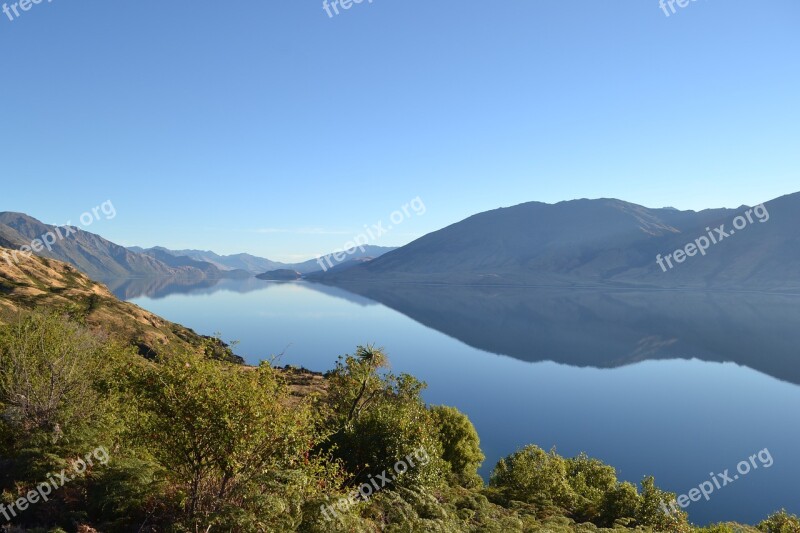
[323,346,447,490]
[489,444,575,513]
[0,312,114,449]
[128,350,341,531]
[0,312,787,532]
[636,476,691,532]
[758,510,800,532]
[430,405,485,488]
[565,453,618,523]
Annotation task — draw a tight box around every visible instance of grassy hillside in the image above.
[0,246,241,363]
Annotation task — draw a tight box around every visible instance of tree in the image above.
[323,347,446,489]
[636,476,690,532]
[430,405,484,488]
[130,351,339,530]
[0,312,113,447]
[489,445,575,512]
[565,452,618,523]
[599,481,639,527]
[758,509,800,533]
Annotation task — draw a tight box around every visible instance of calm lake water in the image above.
[119,278,800,525]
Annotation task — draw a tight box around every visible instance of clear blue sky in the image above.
[1,0,798,261]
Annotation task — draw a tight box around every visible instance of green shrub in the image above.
[489,444,576,512]
[758,510,800,532]
[430,405,485,488]
[565,452,618,523]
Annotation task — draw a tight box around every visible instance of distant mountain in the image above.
[0,213,229,282]
[133,248,287,274]
[136,247,251,279]
[256,269,302,281]
[289,246,396,274]
[140,245,397,275]
[315,193,800,291]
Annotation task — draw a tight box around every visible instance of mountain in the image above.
[289,246,397,274]
[314,193,800,291]
[0,213,267,282]
[0,212,193,280]
[135,247,251,279]
[131,247,287,274]
[139,245,397,275]
[256,269,302,281]
[0,213,238,282]
[0,246,242,362]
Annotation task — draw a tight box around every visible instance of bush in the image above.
[324,346,447,490]
[489,444,575,512]
[565,453,618,523]
[758,510,800,532]
[129,351,340,531]
[430,405,485,488]
[636,476,691,532]
[599,481,639,527]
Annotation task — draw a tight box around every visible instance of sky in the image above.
[1,0,798,261]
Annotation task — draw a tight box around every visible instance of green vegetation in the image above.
[0,312,798,532]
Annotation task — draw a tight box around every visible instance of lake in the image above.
[118,277,800,525]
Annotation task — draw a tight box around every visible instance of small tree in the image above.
[430,405,484,488]
[599,480,639,526]
[636,476,690,532]
[489,445,575,512]
[565,452,618,523]
[323,346,446,489]
[0,312,111,446]
[758,509,800,533]
[130,351,339,530]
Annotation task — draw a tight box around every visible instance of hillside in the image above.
[0,213,222,281]
[0,246,242,362]
[315,193,800,291]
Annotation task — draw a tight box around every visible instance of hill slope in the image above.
[0,213,226,281]
[316,193,800,290]
[0,246,241,362]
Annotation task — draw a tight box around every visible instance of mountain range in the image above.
[128,245,396,274]
[4,191,799,291]
[0,212,395,282]
[0,212,218,281]
[313,192,800,291]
